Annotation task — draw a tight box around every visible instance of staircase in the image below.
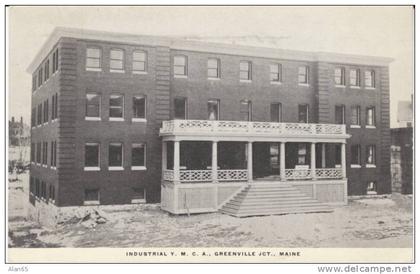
[220,182,333,217]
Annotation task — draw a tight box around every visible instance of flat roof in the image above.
[27,27,394,73]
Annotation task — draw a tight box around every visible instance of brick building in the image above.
[27,28,392,222]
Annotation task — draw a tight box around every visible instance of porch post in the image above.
[311,142,316,179]
[173,140,180,183]
[280,142,286,181]
[212,141,218,182]
[341,143,346,178]
[247,142,253,183]
[162,141,167,171]
[321,143,326,168]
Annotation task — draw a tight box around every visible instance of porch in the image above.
[159,119,351,215]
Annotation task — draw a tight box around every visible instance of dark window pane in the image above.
[132,143,145,166]
[85,144,99,167]
[208,100,219,120]
[86,94,100,117]
[270,103,281,122]
[298,105,308,123]
[133,96,146,119]
[174,98,187,119]
[109,95,123,118]
[85,189,99,201]
[109,143,123,166]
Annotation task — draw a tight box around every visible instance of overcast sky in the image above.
[8,6,413,127]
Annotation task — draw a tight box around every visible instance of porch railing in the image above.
[285,168,343,180]
[160,120,346,137]
[217,169,248,181]
[315,168,343,179]
[180,170,212,182]
[284,169,312,180]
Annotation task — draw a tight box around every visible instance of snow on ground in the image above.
[8,174,413,248]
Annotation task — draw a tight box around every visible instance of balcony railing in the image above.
[160,120,346,137]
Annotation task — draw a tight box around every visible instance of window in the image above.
[270,64,282,82]
[132,143,146,169]
[41,181,46,200]
[133,50,147,73]
[208,99,220,120]
[35,179,40,198]
[38,68,43,87]
[240,61,252,81]
[298,104,309,123]
[334,67,345,86]
[32,75,37,92]
[43,100,49,123]
[31,143,35,163]
[335,145,342,167]
[240,100,252,121]
[132,95,146,121]
[351,145,361,166]
[366,145,376,166]
[30,177,35,195]
[367,181,377,195]
[270,103,282,122]
[52,48,59,73]
[335,105,345,124]
[173,55,187,76]
[44,60,50,81]
[110,49,124,72]
[85,143,100,170]
[86,47,102,71]
[85,93,101,120]
[31,108,36,127]
[109,94,124,120]
[50,141,57,168]
[298,66,309,84]
[36,143,41,164]
[131,188,146,203]
[109,143,123,169]
[174,97,187,119]
[366,107,376,127]
[42,142,48,166]
[51,93,58,120]
[84,188,100,205]
[49,185,56,203]
[350,69,360,87]
[297,144,308,165]
[208,58,220,79]
[350,106,361,126]
[365,70,375,88]
[37,104,42,125]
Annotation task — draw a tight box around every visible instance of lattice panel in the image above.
[217,169,248,181]
[284,169,312,180]
[315,168,343,179]
[217,121,249,132]
[252,122,283,133]
[163,170,174,181]
[179,170,213,182]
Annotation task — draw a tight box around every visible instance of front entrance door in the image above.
[253,142,280,180]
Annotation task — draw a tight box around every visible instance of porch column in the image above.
[311,142,316,179]
[161,141,167,171]
[280,142,286,181]
[321,143,326,168]
[212,141,218,182]
[173,140,180,184]
[247,142,253,183]
[341,143,346,178]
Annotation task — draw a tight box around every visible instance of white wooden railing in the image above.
[217,169,248,181]
[160,120,346,137]
[163,169,174,181]
[180,170,212,182]
[285,168,343,180]
[315,168,343,179]
[285,169,312,180]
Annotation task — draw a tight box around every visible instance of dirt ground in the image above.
[8,173,413,248]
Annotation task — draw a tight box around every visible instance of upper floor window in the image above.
[174,97,187,120]
[132,95,146,121]
[85,143,100,170]
[36,143,41,164]
[42,142,48,166]
[270,64,282,83]
[110,49,124,72]
[51,93,58,120]
[109,94,124,120]
[50,141,57,168]
[44,60,50,82]
[350,69,361,87]
[350,106,361,126]
[31,108,36,127]
[38,68,43,87]
[31,143,35,163]
[208,58,220,79]
[109,143,123,169]
[208,99,220,120]
[351,145,361,166]
[270,103,282,122]
[298,66,309,84]
[43,99,49,123]
[240,100,252,121]
[334,67,345,86]
[174,55,187,77]
[366,107,376,127]
[86,47,102,71]
[37,104,43,126]
[335,105,345,124]
[85,93,101,120]
[240,61,252,81]
[298,104,309,123]
[52,48,59,73]
[133,50,147,73]
[32,75,37,92]
[132,143,146,169]
[365,70,375,88]
[366,145,376,165]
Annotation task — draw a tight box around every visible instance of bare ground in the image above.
[8,174,413,248]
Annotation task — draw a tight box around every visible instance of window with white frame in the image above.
[38,67,43,87]
[44,60,50,82]
[334,67,345,86]
[109,94,124,120]
[297,144,309,165]
[350,69,361,87]
[335,105,345,124]
[270,64,282,83]
[366,107,376,126]
[270,103,282,122]
[174,55,187,76]
[240,100,252,121]
[85,93,101,120]
[298,66,309,84]
[133,50,147,73]
[85,143,100,170]
[42,142,48,166]
[351,145,361,166]
[350,106,361,126]
[366,145,376,166]
[110,49,125,72]
[84,188,100,204]
[52,48,59,73]
[240,61,252,81]
[208,99,220,120]
[174,97,187,119]
[86,47,102,71]
[131,143,146,169]
[365,70,375,88]
[208,58,220,78]
[132,95,146,121]
[109,143,123,168]
[298,104,309,123]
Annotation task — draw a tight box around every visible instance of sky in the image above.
[7,6,414,127]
